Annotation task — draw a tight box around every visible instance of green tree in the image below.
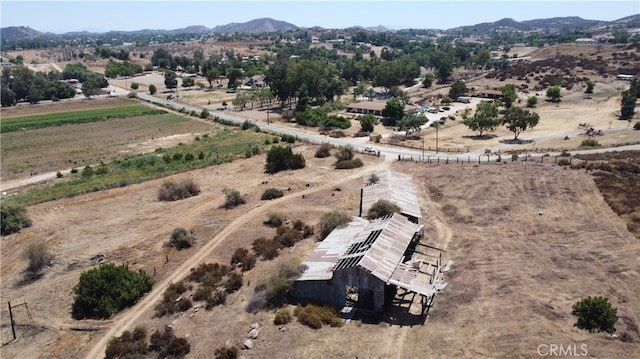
[612,29,630,44]
[334,145,354,163]
[585,80,595,94]
[359,113,376,132]
[397,112,428,137]
[164,70,178,90]
[381,98,404,126]
[502,106,540,140]
[149,325,190,358]
[572,296,618,332]
[130,82,139,90]
[1,84,17,106]
[366,199,400,219]
[206,68,219,88]
[1,200,32,235]
[620,89,637,120]
[422,73,434,88]
[72,263,154,319]
[546,86,562,103]
[448,80,468,99]
[501,83,517,108]
[464,100,500,136]
[82,74,104,98]
[526,95,538,108]
[227,68,243,89]
[148,84,157,95]
[224,190,246,209]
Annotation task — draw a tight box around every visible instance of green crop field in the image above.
[0,105,167,133]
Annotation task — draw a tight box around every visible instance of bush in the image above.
[23,242,53,281]
[280,134,296,143]
[105,326,148,359]
[294,304,343,329]
[187,263,230,286]
[167,227,194,250]
[252,237,280,260]
[261,188,284,200]
[224,272,243,293]
[224,189,245,209]
[274,308,293,325]
[206,290,227,309]
[200,109,210,118]
[154,281,192,317]
[265,145,306,173]
[334,145,354,162]
[366,199,401,219]
[368,173,380,184]
[274,225,304,248]
[231,247,256,272]
[318,211,351,240]
[1,200,32,235]
[149,325,190,358]
[149,84,157,95]
[633,121,640,130]
[158,179,200,201]
[72,263,154,319]
[214,345,239,359]
[264,212,286,227]
[56,171,63,178]
[557,158,571,166]
[193,285,212,302]
[241,119,254,130]
[335,158,363,169]
[315,143,332,158]
[581,138,600,147]
[572,296,618,332]
[265,260,307,307]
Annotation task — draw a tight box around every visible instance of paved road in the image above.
[2,92,638,193]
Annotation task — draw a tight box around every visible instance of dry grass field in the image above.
[1,41,639,359]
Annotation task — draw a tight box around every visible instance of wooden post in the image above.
[8,301,16,340]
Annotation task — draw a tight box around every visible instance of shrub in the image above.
[70,168,78,174]
[557,158,571,166]
[261,188,284,200]
[366,199,400,219]
[318,211,351,240]
[241,119,254,130]
[188,263,230,285]
[368,173,380,184]
[158,179,200,201]
[224,189,245,209]
[334,145,354,162]
[167,227,194,250]
[274,225,304,248]
[572,296,618,332]
[294,304,343,329]
[105,326,148,359]
[23,242,53,281]
[265,145,306,173]
[200,109,210,118]
[193,285,212,302]
[149,84,157,95]
[82,165,94,178]
[154,281,191,317]
[335,158,364,169]
[265,260,307,307]
[56,171,63,178]
[252,237,279,260]
[72,263,154,319]
[214,345,239,359]
[149,325,190,358]
[264,212,285,227]
[1,200,32,235]
[315,143,332,158]
[224,272,243,293]
[280,134,296,143]
[633,121,640,130]
[581,138,600,147]
[231,247,256,271]
[274,308,293,325]
[206,290,227,309]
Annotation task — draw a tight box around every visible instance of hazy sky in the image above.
[1,0,639,33]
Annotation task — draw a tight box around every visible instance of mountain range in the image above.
[2,15,639,43]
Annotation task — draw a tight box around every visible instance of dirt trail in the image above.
[83,161,389,359]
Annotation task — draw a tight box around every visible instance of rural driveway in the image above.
[83,160,390,359]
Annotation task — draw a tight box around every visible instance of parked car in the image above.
[364,146,376,153]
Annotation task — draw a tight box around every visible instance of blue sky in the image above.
[1,1,639,33]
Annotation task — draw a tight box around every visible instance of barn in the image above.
[293,213,444,315]
[360,170,422,223]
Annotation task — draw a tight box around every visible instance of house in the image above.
[293,213,443,314]
[244,74,266,88]
[360,170,422,223]
[575,38,595,45]
[347,101,417,116]
[474,89,503,100]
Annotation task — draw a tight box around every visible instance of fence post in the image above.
[554,156,557,164]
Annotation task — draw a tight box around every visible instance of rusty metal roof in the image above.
[361,170,422,220]
[297,213,423,284]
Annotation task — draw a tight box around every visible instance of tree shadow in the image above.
[14,272,43,288]
[500,139,534,145]
[462,134,498,140]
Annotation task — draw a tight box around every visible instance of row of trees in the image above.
[464,101,541,140]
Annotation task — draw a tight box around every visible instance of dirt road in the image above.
[83,160,390,359]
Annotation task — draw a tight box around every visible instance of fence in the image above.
[396,153,573,165]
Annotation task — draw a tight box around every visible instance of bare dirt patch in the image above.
[2,152,638,359]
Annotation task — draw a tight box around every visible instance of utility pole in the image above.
[435,122,439,154]
[267,108,270,125]
[422,136,425,161]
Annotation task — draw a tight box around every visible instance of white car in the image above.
[364,146,376,153]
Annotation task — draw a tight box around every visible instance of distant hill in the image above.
[451,16,609,33]
[212,18,298,33]
[0,26,44,42]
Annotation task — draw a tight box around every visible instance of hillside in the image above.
[0,26,44,42]
[211,17,298,33]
